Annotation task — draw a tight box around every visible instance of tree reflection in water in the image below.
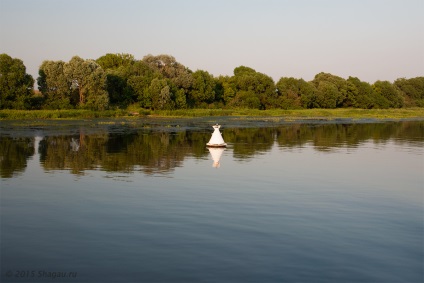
[0,137,34,178]
[0,121,422,177]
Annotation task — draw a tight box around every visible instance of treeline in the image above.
[1,53,423,111]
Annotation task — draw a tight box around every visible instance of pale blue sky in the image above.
[1,0,423,83]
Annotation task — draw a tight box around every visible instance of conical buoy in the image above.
[206,124,227,147]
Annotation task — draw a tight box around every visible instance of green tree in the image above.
[63,56,109,110]
[143,54,192,85]
[215,76,236,106]
[174,88,187,109]
[126,61,160,109]
[147,78,173,110]
[142,54,192,109]
[103,74,131,107]
[228,90,261,109]
[96,53,135,70]
[143,54,190,81]
[276,77,317,109]
[316,80,338,108]
[311,72,350,108]
[96,53,137,107]
[38,60,72,109]
[0,53,34,109]
[231,66,275,109]
[372,80,403,108]
[233,66,256,76]
[222,81,236,106]
[129,75,152,109]
[189,70,216,107]
[394,77,424,107]
[347,77,377,109]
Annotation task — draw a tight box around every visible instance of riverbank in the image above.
[1,108,423,120]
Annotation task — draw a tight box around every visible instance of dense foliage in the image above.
[0,54,35,109]
[1,53,423,110]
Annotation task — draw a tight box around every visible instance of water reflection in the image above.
[0,121,422,178]
[70,138,80,151]
[0,137,34,178]
[208,147,225,168]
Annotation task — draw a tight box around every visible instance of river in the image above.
[1,119,423,282]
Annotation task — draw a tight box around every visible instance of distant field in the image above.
[0,108,423,120]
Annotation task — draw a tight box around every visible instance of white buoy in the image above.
[206,124,227,147]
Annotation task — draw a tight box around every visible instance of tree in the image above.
[347,77,376,109]
[394,77,424,107]
[253,72,277,109]
[143,54,193,84]
[231,66,275,109]
[275,77,316,109]
[126,61,160,109]
[189,70,216,107]
[128,74,152,109]
[0,53,34,109]
[142,54,193,108]
[96,53,137,107]
[276,77,300,109]
[228,90,261,109]
[63,56,109,110]
[174,88,187,109]
[297,81,317,109]
[233,66,256,76]
[38,60,72,109]
[103,73,130,107]
[316,80,339,108]
[215,76,236,106]
[147,78,173,110]
[96,53,135,70]
[311,72,350,108]
[372,80,403,108]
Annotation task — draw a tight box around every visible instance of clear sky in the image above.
[1,0,423,83]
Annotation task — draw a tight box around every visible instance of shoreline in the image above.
[1,108,424,121]
[1,113,423,138]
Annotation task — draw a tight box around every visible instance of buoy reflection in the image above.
[208,147,225,168]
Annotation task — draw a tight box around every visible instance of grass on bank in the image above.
[0,108,423,120]
[0,109,128,120]
[150,108,424,119]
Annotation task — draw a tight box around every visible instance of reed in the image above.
[150,108,424,119]
[0,109,127,119]
[1,108,423,120]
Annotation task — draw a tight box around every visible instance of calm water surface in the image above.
[1,120,423,283]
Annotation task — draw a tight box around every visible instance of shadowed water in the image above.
[1,120,423,282]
